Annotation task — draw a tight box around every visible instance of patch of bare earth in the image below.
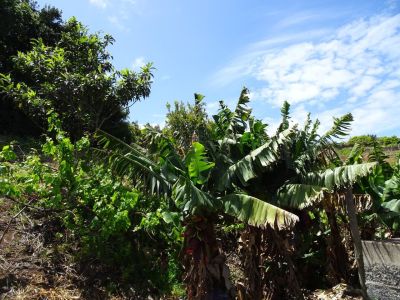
[0,197,128,300]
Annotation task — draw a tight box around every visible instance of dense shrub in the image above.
[0,114,184,296]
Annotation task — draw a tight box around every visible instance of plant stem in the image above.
[344,188,370,300]
[0,198,34,245]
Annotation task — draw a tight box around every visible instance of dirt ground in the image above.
[0,196,129,300]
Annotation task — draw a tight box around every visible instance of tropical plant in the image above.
[277,136,377,300]
[211,95,378,298]
[97,89,299,299]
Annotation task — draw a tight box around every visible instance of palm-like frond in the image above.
[173,177,221,215]
[277,183,326,208]
[217,128,295,191]
[293,114,353,171]
[185,142,215,184]
[225,87,252,136]
[277,101,290,133]
[222,194,299,229]
[278,184,374,211]
[212,101,234,139]
[320,113,353,144]
[278,163,377,209]
[302,162,377,191]
[344,143,364,165]
[95,129,171,194]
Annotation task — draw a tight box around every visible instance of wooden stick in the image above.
[0,198,34,245]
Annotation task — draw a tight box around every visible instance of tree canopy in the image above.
[0,1,152,140]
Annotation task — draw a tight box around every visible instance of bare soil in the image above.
[0,196,129,300]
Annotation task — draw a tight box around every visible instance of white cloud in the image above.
[131,57,146,70]
[350,76,379,98]
[89,0,108,9]
[211,30,330,87]
[214,13,400,135]
[93,0,141,30]
[275,12,322,29]
[108,15,130,32]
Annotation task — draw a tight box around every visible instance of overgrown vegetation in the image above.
[1,1,400,300]
[342,135,400,147]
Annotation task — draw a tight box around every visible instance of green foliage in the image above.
[0,0,64,135]
[1,23,153,139]
[186,142,215,184]
[377,158,400,233]
[277,100,290,133]
[0,2,153,140]
[322,113,353,142]
[223,193,298,229]
[226,88,252,136]
[0,0,63,73]
[0,116,183,295]
[0,145,17,161]
[165,94,210,153]
[344,135,400,147]
[217,128,294,191]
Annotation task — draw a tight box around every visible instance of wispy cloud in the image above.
[88,0,141,30]
[214,12,400,135]
[132,57,146,70]
[256,14,399,105]
[274,11,335,29]
[88,0,108,9]
[211,29,330,87]
[108,15,130,32]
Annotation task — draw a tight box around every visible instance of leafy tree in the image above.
[276,119,378,299]
[1,5,152,140]
[0,113,185,297]
[165,94,211,154]
[0,0,64,135]
[0,0,63,72]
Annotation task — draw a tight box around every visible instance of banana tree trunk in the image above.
[344,188,370,300]
[237,226,263,300]
[183,215,234,300]
[238,226,302,300]
[324,196,350,283]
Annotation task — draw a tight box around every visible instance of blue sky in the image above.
[37,0,400,136]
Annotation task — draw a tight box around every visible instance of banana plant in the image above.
[212,96,376,298]
[277,147,377,300]
[95,99,298,299]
